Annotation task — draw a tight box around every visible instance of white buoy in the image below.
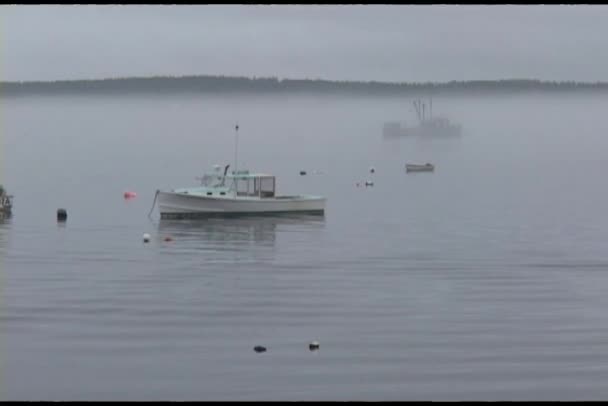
[143,233,151,243]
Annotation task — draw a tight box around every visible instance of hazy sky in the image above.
[2,5,608,83]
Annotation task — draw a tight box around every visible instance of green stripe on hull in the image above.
[160,209,325,219]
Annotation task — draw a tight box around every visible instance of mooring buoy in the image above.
[57,208,67,222]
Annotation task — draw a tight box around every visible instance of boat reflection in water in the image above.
[156,213,326,253]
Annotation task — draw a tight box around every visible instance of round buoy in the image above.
[164,236,173,242]
[309,341,320,351]
[143,233,151,243]
[253,345,267,353]
[57,208,67,222]
[124,191,137,199]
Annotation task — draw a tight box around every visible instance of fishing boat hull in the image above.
[383,123,461,138]
[406,164,435,172]
[157,191,326,218]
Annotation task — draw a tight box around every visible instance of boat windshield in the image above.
[200,174,226,188]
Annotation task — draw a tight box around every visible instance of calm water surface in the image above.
[1,93,608,400]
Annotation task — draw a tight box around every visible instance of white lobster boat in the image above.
[155,165,326,219]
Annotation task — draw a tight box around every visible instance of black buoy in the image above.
[253,345,267,353]
[57,208,67,222]
[300,170,307,176]
[309,341,320,351]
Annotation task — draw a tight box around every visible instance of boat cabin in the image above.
[196,168,276,199]
[232,171,275,198]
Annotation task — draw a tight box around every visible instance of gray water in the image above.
[2,93,608,400]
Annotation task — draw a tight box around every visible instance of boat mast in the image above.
[422,101,425,123]
[234,123,239,174]
[413,99,422,124]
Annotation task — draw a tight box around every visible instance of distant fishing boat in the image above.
[405,163,435,173]
[383,98,462,138]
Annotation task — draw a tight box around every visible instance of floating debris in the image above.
[143,233,151,243]
[253,345,267,353]
[369,166,375,174]
[57,208,67,222]
[365,181,374,187]
[164,236,173,242]
[301,170,325,176]
[309,341,320,351]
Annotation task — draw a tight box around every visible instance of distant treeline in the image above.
[2,75,608,97]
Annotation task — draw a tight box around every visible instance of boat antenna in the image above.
[234,123,239,175]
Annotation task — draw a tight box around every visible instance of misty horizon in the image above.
[3,5,608,83]
[3,74,608,85]
[3,75,608,98]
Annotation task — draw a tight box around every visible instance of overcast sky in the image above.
[2,5,608,83]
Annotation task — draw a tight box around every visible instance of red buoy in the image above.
[124,191,137,199]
